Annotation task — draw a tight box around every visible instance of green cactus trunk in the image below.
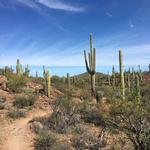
[138,65,143,82]
[127,73,131,92]
[43,66,46,78]
[36,72,38,78]
[16,59,21,77]
[25,65,30,77]
[119,50,125,100]
[45,71,51,98]
[135,75,140,102]
[112,65,116,87]
[107,72,111,86]
[67,73,70,89]
[84,33,96,96]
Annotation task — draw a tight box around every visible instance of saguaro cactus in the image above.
[24,65,30,77]
[16,59,21,77]
[43,66,46,78]
[119,50,125,100]
[36,71,38,78]
[107,72,111,86]
[138,65,143,81]
[84,33,96,95]
[45,71,51,97]
[67,73,70,88]
[135,75,140,102]
[112,65,116,86]
[127,73,131,91]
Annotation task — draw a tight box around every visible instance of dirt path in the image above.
[1,110,49,150]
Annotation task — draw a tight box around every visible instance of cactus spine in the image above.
[119,50,125,100]
[16,59,21,77]
[84,33,96,95]
[45,71,51,98]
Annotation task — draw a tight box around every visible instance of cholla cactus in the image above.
[119,50,125,100]
[45,70,51,97]
[84,33,96,95]
[16,59,21,77]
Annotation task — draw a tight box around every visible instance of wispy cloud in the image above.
[15,0,39,9]
[36,0,84,12]
[129,21,134,28]
[7,0,84,12]
[106,12,112,17]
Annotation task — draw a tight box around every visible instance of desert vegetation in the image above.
[0,34,149,150]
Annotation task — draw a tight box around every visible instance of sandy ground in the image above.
[0,110,49,150]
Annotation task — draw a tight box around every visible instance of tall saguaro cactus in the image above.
[84,33,96,95]
[107,72,111,86]
[135,75,140,102]
[112,65,116,86]
[127,73,131,92]
[24,65,30,77]
[119,50,125,100]
[43,66,46,78]
[45,71,51,98]
[16,59,21,77]
[67,73,70,89]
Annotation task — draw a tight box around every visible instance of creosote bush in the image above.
[8,109,25,119]
[33,95,81,134]
[13,95,37,108]
[34,131,70,150]
[7,74,29,92]
[103,97,150,150]
[72,130,107,150]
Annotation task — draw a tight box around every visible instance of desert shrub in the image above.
[23,88,34,94]
[72,130,107,150]
[71,126,86,134]
[13,95,37,108]
[7,74,29,92]
[34,95,81,133]
[34,132,57,150]
[8,109,25,119]
[104,97,150,150]
[82,108,105,126]
[31,77,44,85]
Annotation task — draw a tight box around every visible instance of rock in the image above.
[0,96,6,103]
[30,121,43,133]
[0,75,7,84]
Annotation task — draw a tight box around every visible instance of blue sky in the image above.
[0,0,150,66]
